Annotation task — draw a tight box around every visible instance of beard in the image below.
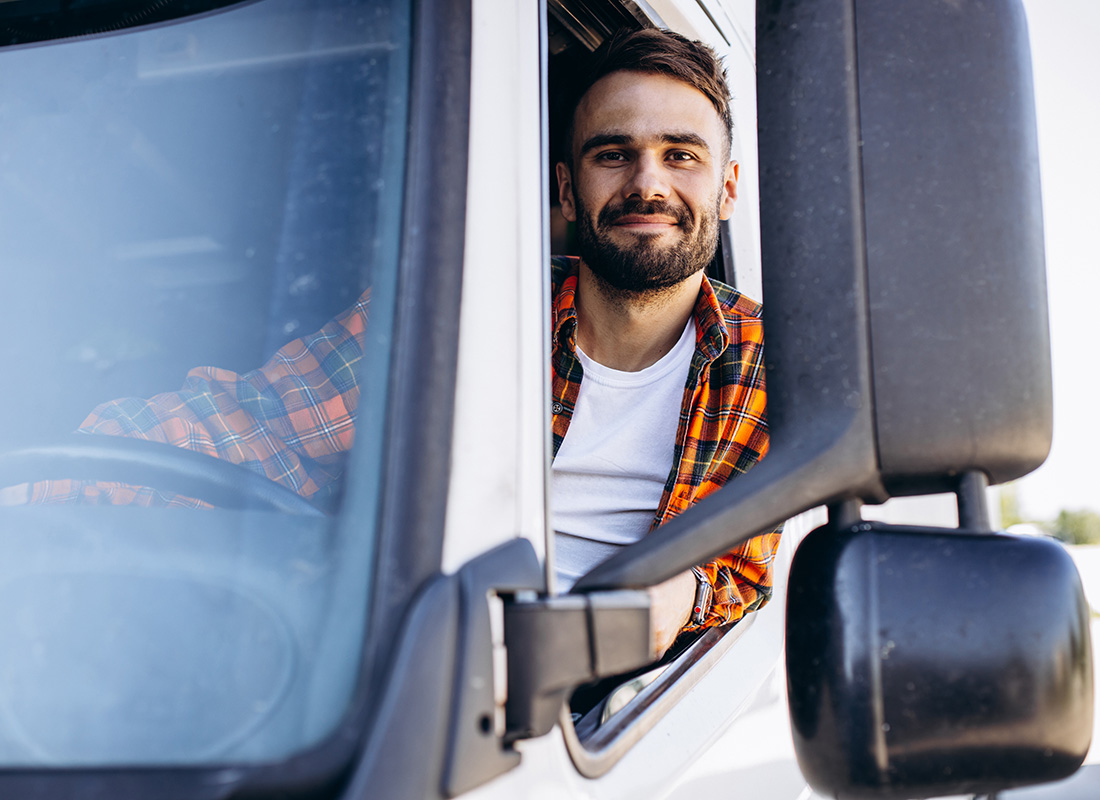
[574,194,721,295]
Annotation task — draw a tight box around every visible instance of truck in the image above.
[0,0,1091,798]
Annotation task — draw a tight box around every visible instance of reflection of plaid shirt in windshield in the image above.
[32,258,780,630]
[28,291,371,510]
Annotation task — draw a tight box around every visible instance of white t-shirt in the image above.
[552,318,696,589]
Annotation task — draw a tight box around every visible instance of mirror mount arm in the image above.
[956,471,992,532]
[828,498,864,529]
[502,590,654,744]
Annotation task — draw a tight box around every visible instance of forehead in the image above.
[573,70,725,154]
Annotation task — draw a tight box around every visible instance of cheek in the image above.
[574,171,622,209]
[685,178,727,217]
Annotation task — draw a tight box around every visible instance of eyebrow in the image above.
[578,131,711,158]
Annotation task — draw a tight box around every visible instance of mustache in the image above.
[597,198,692,228]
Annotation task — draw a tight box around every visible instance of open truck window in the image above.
[542,0,780,772]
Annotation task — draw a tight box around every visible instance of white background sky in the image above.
[1005,1,1100,521]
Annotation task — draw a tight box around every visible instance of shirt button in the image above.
[552,402,563,414]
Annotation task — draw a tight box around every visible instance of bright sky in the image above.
[1007,0,1100,520]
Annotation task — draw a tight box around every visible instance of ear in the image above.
[718,160,739,220]
[556,161,577,222]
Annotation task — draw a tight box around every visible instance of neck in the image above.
[574,263,702,372]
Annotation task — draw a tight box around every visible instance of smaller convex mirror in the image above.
[786,523,1093,800]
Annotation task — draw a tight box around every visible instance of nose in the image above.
[622,152,670,202]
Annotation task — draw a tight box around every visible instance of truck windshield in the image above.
[0,0,409,766]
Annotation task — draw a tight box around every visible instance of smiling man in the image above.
[549,29,778,656]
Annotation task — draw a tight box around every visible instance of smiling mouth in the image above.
[599,200,691,234]
[613,214,679,228]
[609,214,684,236]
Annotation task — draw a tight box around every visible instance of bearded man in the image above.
[549,28,779,656]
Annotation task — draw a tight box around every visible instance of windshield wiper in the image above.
[1,0,248,47]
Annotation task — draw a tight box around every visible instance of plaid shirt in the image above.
[32,260,779,629]
[551,257,779,630]
[28,292,370,508]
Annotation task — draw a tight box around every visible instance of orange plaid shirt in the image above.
[551,257,780,630]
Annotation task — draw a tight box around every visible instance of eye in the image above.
[594,150,627,163]
[668,150,697,162]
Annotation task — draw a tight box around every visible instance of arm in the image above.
[648,570,696,656]
[683,524,784,632]
[27,291,370,506]
[677,283,780,631]
[647,524,783,652]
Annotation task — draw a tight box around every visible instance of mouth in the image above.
[611,214,681,231]
[595,200,692,239]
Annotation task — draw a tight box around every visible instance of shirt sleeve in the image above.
[27,291,370,507]
[683,523,784,632]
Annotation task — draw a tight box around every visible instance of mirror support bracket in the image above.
[956,471,992,532]
[828,499,864,529]
[502,590,654,744]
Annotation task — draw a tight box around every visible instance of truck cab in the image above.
[0,0,1091,798]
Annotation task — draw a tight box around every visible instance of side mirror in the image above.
[568,0,1092,794]
[788,523,1093,799]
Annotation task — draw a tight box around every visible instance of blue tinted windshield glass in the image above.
[0,0,408,765]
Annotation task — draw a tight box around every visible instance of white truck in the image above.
[0,0,1091,798]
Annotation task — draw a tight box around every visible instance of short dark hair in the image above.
[563,28,733,167]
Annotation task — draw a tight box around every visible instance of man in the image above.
[549,29,776,655]
[23,28,778,659]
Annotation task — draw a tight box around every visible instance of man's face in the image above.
[557,70,738,294]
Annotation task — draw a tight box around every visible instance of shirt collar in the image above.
[693,273,730,362]
[551,262,580,353]
[551,259,729,361]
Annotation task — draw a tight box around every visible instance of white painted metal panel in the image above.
[442,0,549,575]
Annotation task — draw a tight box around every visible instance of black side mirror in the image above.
[787,523,1093,799]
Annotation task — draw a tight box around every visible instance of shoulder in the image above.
[706,276,763,322]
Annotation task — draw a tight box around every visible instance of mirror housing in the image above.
[787,524,1093,799]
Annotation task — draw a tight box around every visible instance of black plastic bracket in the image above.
[442,540,544,797]
[503,589,653,743]
[439,540,655,795]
